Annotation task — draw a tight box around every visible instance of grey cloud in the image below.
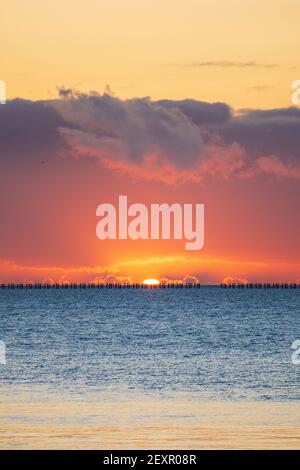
[156,99,231,125]
[182,61,278,68]
[0,93,299,182]
[52,93,300,180]
[0,99,70,163]
[217,107,300,160]
[53,94,208,166]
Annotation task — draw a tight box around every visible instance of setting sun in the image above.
[142,278,160,286]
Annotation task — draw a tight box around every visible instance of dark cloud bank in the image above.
[1,92,300,183]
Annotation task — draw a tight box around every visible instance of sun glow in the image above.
[142,278,160,286]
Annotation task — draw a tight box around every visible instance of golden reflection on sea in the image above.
[0,396,299,449]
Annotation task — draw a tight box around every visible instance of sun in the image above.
[142,278,160,286]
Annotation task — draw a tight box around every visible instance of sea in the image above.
[0,287,299,449]
[0,286,299,401]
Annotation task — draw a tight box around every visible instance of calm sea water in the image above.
[0,287,299,401]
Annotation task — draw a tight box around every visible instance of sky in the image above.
[0,0,300,284]
[2,0,300,108]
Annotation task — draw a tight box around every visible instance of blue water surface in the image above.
[0,287,299,400]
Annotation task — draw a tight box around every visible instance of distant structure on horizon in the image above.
[0,282,299,289]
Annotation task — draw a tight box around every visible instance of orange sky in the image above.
[0,0,300,284]
[2,0,300,108]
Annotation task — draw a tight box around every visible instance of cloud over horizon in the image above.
[1,92,300,185]
[52,91,300,184]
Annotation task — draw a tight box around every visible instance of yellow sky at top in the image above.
[2,0,300,108]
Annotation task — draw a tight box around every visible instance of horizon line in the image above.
[1,282,299,289]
